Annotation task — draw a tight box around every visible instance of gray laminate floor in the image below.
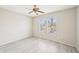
[0,37,78,53]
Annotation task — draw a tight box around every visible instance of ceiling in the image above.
[0,5,76,17]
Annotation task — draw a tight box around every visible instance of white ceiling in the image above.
[0,5,76,17]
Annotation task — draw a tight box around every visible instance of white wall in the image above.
[0,8,32,46]
[76,6,79,51]
[33,8,76,47]
[0,7,77,48]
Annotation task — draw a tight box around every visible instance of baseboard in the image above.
[0,36,32,47]
[34,36,76,48]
